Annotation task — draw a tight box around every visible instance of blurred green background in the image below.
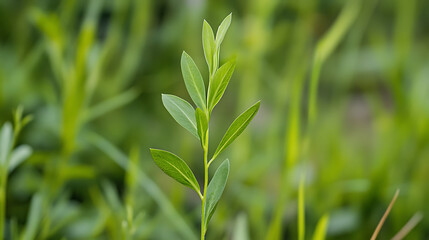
[0,0,428,239]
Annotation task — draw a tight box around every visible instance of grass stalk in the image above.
[370,189,400,240]
[391,212,423,240]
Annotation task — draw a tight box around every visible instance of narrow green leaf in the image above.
[204,159,230,228]
[0,122,13,166]
[213,101,260,159]
[312,214,329,240]
[23,193,43,240]
[202,20,215,75]
[233,213,250,240]
[162,94,198,138]
[181,52,206,110]
[8,145,32,173]
[195,108,208,147]
[207,58,236,111]
[215,13,232,47]
[84,88,140,122]
[150,149,200,195]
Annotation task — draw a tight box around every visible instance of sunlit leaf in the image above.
[150,149,200,195]
[162,94,198,138]
[213,101,260,159]
[207,58,236,112]
[181,52,206,110]
[215,13,232,47]
[204,159,230,229]
[203,20,216,75]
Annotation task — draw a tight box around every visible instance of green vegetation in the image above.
[150,15,260,239]
[0,0,428,239]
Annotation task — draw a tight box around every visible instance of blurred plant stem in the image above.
[0,163,6,239]
[265,3,314,239]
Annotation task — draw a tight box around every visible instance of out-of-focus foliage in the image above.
[0,0,428,239]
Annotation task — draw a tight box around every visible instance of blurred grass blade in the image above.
[195,108,208,147]
[101,180,123,214]
[61,164,96,180]
[215,13,232,47]
[391,212,423,240]
[212,101,260,161]
[232,213,250,240]
[88,133,198,240]
[370,189,400,240]
[0,122,13,166]
[308,0,361,124]
[23,193,43,240]
[84,88,140,122]
[8,145,32,173]
[29,8,65,83]
[162,94,198,138]
[312,214,329,240]
[10,218,18,240]
[315,0,361,63]
[207,58,236,112]
[298,176,305,240]
[181,52,206,110]
[204,159,230,229]
[150,149,201,197]
[203,20,216,75]
[75,0,102,79]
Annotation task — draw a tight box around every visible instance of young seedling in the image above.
[150,14,260,239]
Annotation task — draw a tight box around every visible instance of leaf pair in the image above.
[150,147,230,226]
[203,14,234,112]
[0,122,33,172]
[203,13,232,76]
[162,52,208,140]
[163,59,237,139]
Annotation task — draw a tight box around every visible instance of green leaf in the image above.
[23,193,43,240]
[181,52,206,110]
[150,149,200,195]
[195,108,208,147]
[0,122,13,166]
[215,13,232,47]
[162,94,198,138]
[312,214,329,240]
[202,20,215,75]
[213,101,260,159]
[207,58,236,111]
[204,159,230,228]
[8,145,32,173]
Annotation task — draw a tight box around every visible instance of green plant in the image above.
[0,107,33,239]
[150,14,260,239]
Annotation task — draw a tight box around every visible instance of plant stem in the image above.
[0,167,6,239]
[201,128,209,240]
